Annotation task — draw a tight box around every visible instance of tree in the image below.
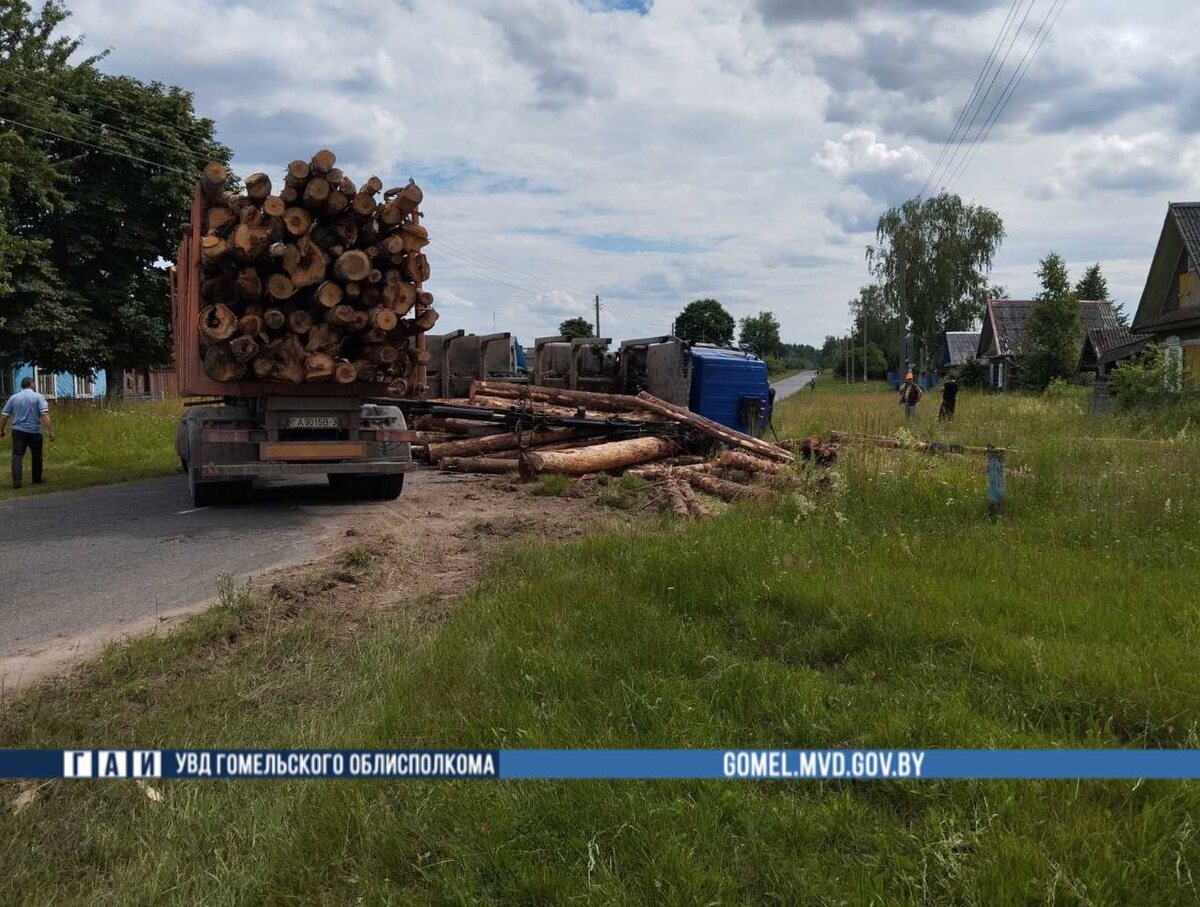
[1020,252,1083,390]
[674,299,734,346]
[558,317,594,340]
[1074,262,1128,326]
[738,311,781,358]
[867,193,1005,372]
[0,1,229,387]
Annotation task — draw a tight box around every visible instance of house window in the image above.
[74,374,96,398]
[34,367,56,399]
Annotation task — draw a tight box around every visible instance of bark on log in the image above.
[634,392,794,463]
[283,236,328,289]
[205,206,235,235]
[286,159,310,184]
[665,479,691,518]
[200,235,229,267]
[316,280,344,309]
[201,161,227,202]
[686,472,768,502]
[245,172,272,202]
[716,450,782,475]
[471,381,643,414]
[519,436,680,478]
[203,343,245,381]
[305,353,335,382]
[303,177,332,210]
[199,304,238,343]
[232,223,272,261]
[439,456,520,475]
[410,307,439,332]
[310,149,336,174]
[427,428,577,463]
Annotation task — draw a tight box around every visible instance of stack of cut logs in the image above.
[411,382,833,517]
[195,150,436,391]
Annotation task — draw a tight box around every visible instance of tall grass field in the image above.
[2,380,1199,903]
[0,398,182,501]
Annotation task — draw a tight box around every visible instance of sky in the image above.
[62,0,1200,345]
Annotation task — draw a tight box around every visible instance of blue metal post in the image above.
[987,446,1006,514]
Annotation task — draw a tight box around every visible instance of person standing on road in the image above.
[939,374,959,421]
[0,377,55,489]
[899,371,923,419]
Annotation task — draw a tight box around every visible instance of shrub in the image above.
[956,358,989,388]
[1109,344,1179,409]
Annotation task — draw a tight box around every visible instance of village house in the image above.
[1131,202,1200,384]
[0,359,106,401]
[975,298,1129,389]
[940,331,981,370]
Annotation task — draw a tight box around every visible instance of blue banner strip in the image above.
[3,749,1200,780]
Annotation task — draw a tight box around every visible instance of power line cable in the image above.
[944,0,1067,193]
[0,112,193,175]
[919,0,1024,197]
[0,84,200,161]
[927,0,1039,194]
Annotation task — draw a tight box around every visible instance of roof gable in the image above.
[1133,202,1200,331]
[980,298,1117,358]
[942,331,981,366]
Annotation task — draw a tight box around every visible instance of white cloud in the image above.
[1034,134,1199,199]
[56,0,1200,342]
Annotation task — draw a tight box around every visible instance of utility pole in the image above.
[862,312,868,383]
[845,335,850,385]
[594,294,601,338]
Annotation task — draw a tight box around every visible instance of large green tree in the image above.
[867,192,1005,371]
[558,316,594,340]
[674,298,734,346]
[1,0,229,387]
[1020,252,1083,390]
[738,311,780,358]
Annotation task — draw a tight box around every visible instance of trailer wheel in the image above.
[373,475,404,500]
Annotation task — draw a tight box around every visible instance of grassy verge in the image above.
[0,399,181,502]
[2,386,1199,902]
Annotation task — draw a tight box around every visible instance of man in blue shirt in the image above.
[0,377,55,488]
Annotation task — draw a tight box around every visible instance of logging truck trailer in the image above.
[170,186,415,507]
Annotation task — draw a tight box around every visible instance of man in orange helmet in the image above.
[898,371,923,419]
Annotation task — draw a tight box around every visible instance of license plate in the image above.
[288,417,340,429]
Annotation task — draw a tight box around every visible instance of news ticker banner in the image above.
[4,749,1200,781]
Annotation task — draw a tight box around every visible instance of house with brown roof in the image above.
[976,298,1126,389]
[940,331,981,369]
[1131,202,1200,384]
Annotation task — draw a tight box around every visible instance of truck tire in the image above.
[372,474,404,500]
[190,472,250,507]
[329,474,376,499]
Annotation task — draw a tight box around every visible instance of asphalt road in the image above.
[0,473,432,662]
[771,370,818,400]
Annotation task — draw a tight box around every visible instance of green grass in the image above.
[0,399,181,502]
[3,384,1200,903]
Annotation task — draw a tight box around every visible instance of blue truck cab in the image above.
[687,345,773,435]
[618,337,773,436]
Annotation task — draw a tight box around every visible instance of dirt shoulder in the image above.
[0,473,623,695]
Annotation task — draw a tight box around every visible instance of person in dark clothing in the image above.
[939,375,959,421]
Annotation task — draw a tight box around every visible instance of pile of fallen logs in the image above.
[195,151,434,389]
[409,381,834,516]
